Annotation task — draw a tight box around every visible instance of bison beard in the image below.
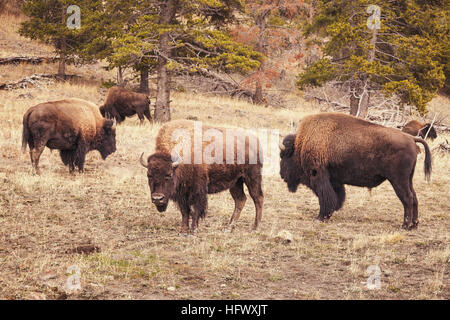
[280,113,432,230]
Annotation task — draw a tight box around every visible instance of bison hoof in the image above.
[401,223,418,231]
[223,225,234,233]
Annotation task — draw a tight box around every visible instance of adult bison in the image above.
[140,120,264,234]
[402,120,437,140]
[22,98,117,174]
[279,113,432,230]
[100,86,151,124]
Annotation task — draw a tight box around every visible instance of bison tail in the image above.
[414,137,432,182]
[22,110,32,152]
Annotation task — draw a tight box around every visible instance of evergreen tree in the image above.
[106,0,263,122]
[298,0,448,116]
[19,0,93,78]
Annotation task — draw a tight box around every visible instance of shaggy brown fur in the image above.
[402,120,437,140]
[280,112,432,230]
[100,86,151,124]
[22,98,116,174]
[141,120,264,234]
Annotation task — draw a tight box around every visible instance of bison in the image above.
[139,120,264,234]
[279,112,432,230]
[22,98,117,174]
[402,120,437,140]
[100,86,152,124]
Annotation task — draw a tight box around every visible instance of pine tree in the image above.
[105,0,263,122]
[298,0,448,116]
[19,0,93,78]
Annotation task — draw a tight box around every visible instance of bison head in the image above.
[420,124,437,140]
[279,134,303,192]
[140,152,181,212]
[97,119,116,159]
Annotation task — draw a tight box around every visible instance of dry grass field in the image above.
[1,83,449,300]
[0,12,449,300]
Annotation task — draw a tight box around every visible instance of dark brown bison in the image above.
[22,98,117,174]
[279,113,432,230]
[100,86,151,124]
[140,120,264,234]
[402,120,437,140]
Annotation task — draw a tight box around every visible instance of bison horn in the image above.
[172,150,182,168]
[279,143,286,151]
[139,153,148,168]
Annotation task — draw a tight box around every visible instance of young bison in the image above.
[140,120,264,234]
[22,98,116,174]
[280,113,432,230]
[402,120,437,140]
[100,86,151,124]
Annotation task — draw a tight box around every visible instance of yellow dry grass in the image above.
[0,82,449,300]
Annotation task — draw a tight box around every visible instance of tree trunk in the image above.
[154,0,176,123]
[253,11,268,105]
[349,27,378,118]
[350,83,369,118]
[139,66,149,94]
[57,50,66,79]
[117,66,124,86]
[58,8,66,79]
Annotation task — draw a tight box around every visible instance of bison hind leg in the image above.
[30,145,45,175]
[244,174,264,230]
[227,178,247,230]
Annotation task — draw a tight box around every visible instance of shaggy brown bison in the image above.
[100,86,151,124]
[279,113,432,230]
[402,120,437,140]
[22,98,117,174]
[140,120,264,234]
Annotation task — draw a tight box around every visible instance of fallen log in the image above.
[176,68,255,101]
[0,73,81,90]
[0,56,59,65]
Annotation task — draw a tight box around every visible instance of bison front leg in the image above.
[179,203,191,235]
[60,150,76,173]
[331,181,346,214]
[191,193,207,233]
[310,169,337,221]
[74,139,88,172]
[143,107,152,123]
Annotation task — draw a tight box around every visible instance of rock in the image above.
[274,230,293,244]
[167,286,176,292]
[38,271,58,281]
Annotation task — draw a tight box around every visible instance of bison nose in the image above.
[151,193,165,203]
